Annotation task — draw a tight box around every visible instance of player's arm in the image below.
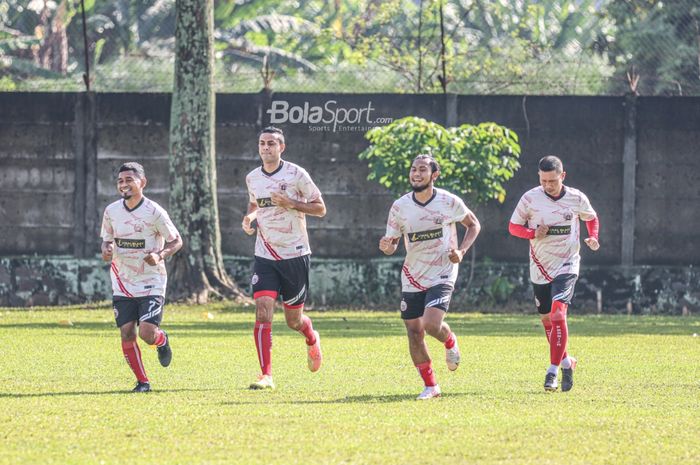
[145,235,183,266]
[449,211,481,263]
[583,216,600,251]
[270,192,326,217]
[101,241,114,262]
[242,202,258,235]
[379,236,400,255]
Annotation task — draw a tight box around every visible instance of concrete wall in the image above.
[2,92,697,264]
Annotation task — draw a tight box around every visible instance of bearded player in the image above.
[379,154,481,400]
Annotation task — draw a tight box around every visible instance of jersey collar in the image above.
[123,197,145,212]
[262,160,284,177]
[544,185,566,201]
[412,190,437,207]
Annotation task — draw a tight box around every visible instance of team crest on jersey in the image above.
[133,223,144,233]
[251,273,259,285]
[279,183,287,191]
[433,217,443,225]
[564,213,573,221]
[400,300,407,312]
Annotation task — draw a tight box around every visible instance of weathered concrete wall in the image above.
[635,98,700,264]
[1,92,699,308]
[2,92,697,264]
[0,256,696,315]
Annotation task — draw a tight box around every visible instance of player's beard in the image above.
[411,181,430,192]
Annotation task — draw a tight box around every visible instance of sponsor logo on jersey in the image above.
[408,228,443,242]
[546,225,571,236]
[256,197,274,208]
[115,238,146,249]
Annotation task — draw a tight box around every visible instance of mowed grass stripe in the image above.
[0,305,698,465]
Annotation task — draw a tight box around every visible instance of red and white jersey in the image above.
[246,161,322,260]
[100,197,180,297]
[385,188,471,292]
[510,186,597,284]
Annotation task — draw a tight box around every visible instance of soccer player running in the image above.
[379,155,481,400]
[508,155,600,392]
[242,126,326,390]
[100,162,183,392]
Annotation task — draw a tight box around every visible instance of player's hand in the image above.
[379,236,398,255]
[101,242,114,262]
[535,224,549,239]
[584,237,600,251]
[144,252,162,266]
[242,215,256,235]
[448,248,465,264]
[270,191,293,209]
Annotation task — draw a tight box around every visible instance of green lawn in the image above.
[0,304,698,465]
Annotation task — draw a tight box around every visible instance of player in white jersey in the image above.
[379,155,481,400]
[242,127,326,390]
[509,155,599,392]
[100,162,182,392]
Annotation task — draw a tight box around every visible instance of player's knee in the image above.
[138,326,156,344]
[549,301,568,321]
[406,326,425,342]
[285,314,302,330]
[424,321,442,337]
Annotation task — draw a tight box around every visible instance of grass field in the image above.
[0,304,698,465]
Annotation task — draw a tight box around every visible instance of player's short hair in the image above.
[538,156,563,173]
[413,154,440,173]
[259,126,285,144]
[118,162,145,178]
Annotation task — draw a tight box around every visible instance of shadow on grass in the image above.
[221,391,475,405]
[1,315,698,337]
[0,388,217,399]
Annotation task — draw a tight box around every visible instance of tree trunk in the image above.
[168,0,245,303]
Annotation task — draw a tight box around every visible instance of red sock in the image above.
[542,320,567,361]
[121,340,148,383]
[154,329,167,347]
[297,315,317,346]
[416,360,436,387]
[549,301,569,365]
[254,321,272,376]
[444,332,456,349]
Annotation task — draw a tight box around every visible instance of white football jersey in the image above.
[246,160,322,260]
[100,197,180,297]
[510,186,597,284]
[385,188,471,292]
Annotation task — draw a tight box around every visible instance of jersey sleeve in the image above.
[297,168,322,202]
[509,195,530,225]
[449,196,470,223]
[100,209,114,242]
[155,209,180,242]
[577,192,597,221]
[246,174,256,204]
[385,202,403,239]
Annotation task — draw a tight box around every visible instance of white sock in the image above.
[547,364,558,375]
[561,357,572,369]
